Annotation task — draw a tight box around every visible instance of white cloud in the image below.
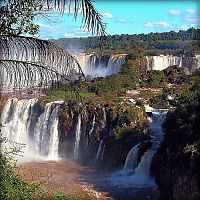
[119,19,127,23]
[168,9,181,15]
[144,22,172,28]
[185,17,198,23]
[63,33,75,37]
[179,24,190,30]
[144,22,154,27]
[102,12,114,19]
[186,8,196,14]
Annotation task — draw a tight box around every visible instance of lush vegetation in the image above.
[164,69,200,134]
[151,67,200,200]
[0,128,80,200]
[56,28,200,55]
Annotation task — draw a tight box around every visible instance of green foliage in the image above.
[148,70,164,87]
[120,109,136,126]
[42,90,96,102]
[164,71,200,135]
[56,28,200,55]
[0,127,80,200]
[52,192,80,200]
[0,0,42,35]
[0,152,39,200]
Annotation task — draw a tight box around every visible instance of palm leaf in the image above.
[0,35,85,91]
[4,0,107,38]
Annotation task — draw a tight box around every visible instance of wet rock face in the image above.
[151,115,200,200]
[0,96,10,116]
[103,128,151,169]
[56,103,149,168]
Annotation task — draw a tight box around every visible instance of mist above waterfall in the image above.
[74,53,127,78]
[0,98,63,162]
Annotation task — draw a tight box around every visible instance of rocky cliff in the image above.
[151,83,200,200]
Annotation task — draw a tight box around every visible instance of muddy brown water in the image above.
[18,159,157,200]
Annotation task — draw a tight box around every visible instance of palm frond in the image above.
[0,35,85,90]
[4,0,107,38]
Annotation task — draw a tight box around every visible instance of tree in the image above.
[0,0,42,35]
[0,0,107,92]
[0,0,107,37]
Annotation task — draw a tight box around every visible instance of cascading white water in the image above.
[95,108,107,160]
[146,55,182,71]
[123,144,140,174]
[107,55,127,74]
[33,103,52,156]
[47,105,60,160]
[74,114,82,160]
[1,98,62,162]
[95,140,105,160]
[1,98,37,154]
[110,106,167,188]
[102,107,107,128]
[145,55,200,74]
[89,115,95,136]
[74,53,127,77]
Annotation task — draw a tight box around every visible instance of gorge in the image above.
[0,96,168,199]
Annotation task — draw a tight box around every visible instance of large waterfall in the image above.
[0,98,63,161]
[74,53,127,77]
[0,98,110,162]
[145,55,200,74]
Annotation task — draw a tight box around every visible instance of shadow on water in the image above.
[77,160,158,200]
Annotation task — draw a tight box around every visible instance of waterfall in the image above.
[95,107,107,160]
[47,105,60,160]
[1,98,62,162]
[33,103,52,156]
[145,55,182,71]
[145,55,200,74]
[1,98,37,153]
[123,144,140,174]
[132,149,155,179]
[74,114,82,160]
[102,107,106,128]
[107,54,127,74]
[89,115,95,136]
[95,140,105,160]
[74,53,127,77]
[110,108,167,187]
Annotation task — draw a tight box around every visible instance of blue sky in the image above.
[35,0,199,39]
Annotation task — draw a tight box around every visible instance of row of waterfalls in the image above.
[145,55,200,74]
[0,98,167,187]
[0,98,108,162]
[74,53,200,77]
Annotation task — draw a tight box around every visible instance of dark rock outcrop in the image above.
[151,103,200,200]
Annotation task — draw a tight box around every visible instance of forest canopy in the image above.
[55,28,200,56]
